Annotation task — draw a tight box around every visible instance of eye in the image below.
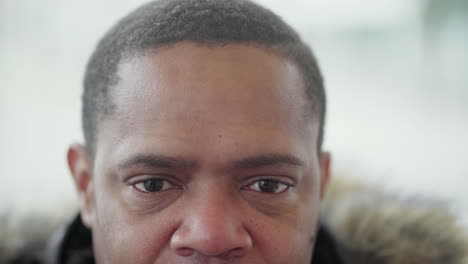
[132,178,176,193]
[245,179,291,194]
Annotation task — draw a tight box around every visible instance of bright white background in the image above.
[1,0,467,225]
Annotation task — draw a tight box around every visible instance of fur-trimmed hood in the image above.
[2,177,467,263]
[321,177,468,264]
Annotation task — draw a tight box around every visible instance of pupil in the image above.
[259,180,279,193]
[144,179,164,192]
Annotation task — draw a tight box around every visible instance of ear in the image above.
[67,143,95,229]
[319,152,331,199]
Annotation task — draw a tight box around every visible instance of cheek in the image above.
[248,200,320,263]
[252,218,318,263]
[92,180,180,263]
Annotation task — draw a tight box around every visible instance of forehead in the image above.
[113,42,308,124]
[97,42,317,159]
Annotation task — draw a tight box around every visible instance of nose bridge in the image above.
[170,181,253,257]
[194,182,232,222]
[184,183,241,240]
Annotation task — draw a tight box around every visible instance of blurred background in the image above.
[1,0,467,225]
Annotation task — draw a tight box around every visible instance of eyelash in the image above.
[128,176,295,194]
[129,176,181,193]
[242,177,295,194]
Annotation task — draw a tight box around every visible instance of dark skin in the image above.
[68,42,331,264]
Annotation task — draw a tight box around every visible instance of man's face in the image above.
[69,42,330,264]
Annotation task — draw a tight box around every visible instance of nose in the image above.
[170,190,253,259]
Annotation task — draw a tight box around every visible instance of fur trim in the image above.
[321,176,468,264]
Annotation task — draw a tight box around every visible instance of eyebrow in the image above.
[117,153,304,171]
[117,154,198,170]
[231,153,304,169]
